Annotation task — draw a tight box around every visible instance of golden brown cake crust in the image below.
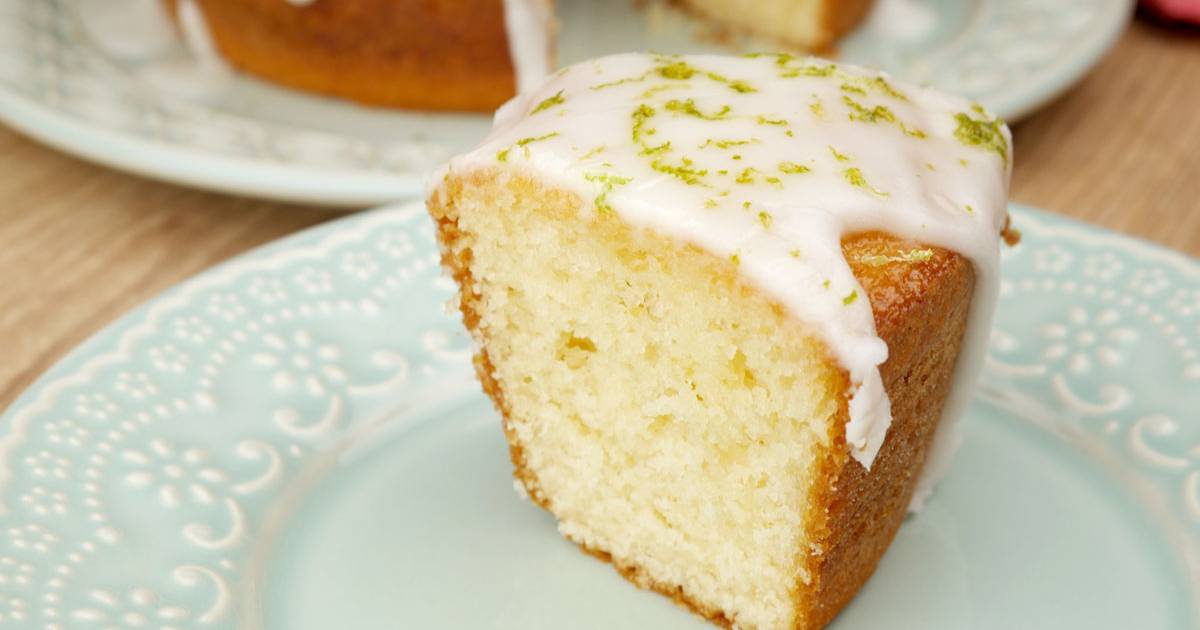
[796,233,975,629]
[430,172,977,629]
[164,0,517,112]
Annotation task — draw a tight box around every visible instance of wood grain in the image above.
[0,19,1198,413]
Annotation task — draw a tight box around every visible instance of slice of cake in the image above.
[161,0,874,111]
[428,53,1011,629]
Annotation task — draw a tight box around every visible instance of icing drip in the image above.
[432,54,1011,507]
[176,0,228,73]
[501,0,555,93]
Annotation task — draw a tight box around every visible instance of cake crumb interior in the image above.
[433,171,851,630]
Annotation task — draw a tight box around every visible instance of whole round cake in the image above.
[428,52,1012,628]
[163,0,875,111]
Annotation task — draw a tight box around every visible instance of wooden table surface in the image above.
[1,19,1198,412]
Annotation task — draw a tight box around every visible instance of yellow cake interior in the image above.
[432,170,850,629]
[681,0,874,50]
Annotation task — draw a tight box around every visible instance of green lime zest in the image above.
[640,83,690,98]
[651,156,708,185]
[953,110,1008,164]
[699,138,757,149]
[842,96,927,138]
[580,145,607,160]
[665,98,731,120]
[632,104,656,143]
[735,167,760,184]
[531,90,566,115]
[583,172,632,214]
[779,161,811,174]
[639,141,672,156]
[496,132,560,162]
[843,167,888,197]
[868,76,908,101]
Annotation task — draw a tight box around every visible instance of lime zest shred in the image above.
[531,90,566,115]
[778,161,811,175]
[842,95,927,138]
[665,98,732,120]
[843,167,889,197]
[583,172,632,214]
[580,145,607,160]
[699,138,758,149]
[735,167,760,184]
[496,131,559,162]
[639,83,690,98]
[590,70,652,90]
[953,109,1009,163]
[639,141,672,156]
[810,98,825,119]
[632,104,657,143]
[869,76,909,101]
[651,156,708,186]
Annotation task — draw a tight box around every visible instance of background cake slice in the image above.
[428,53,1011,628]
[681,0,875,50]
[162,0,873,111]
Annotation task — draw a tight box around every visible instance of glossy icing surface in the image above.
[502,0,555,93]
[433,53,1011,489]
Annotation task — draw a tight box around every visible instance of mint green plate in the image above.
[1,202,1196,629]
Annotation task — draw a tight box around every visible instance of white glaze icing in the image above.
[431,53,1011,503]
[501,0,555,93]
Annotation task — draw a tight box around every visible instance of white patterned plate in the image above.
[0,0,1132,206]
[0,201,1196,629]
